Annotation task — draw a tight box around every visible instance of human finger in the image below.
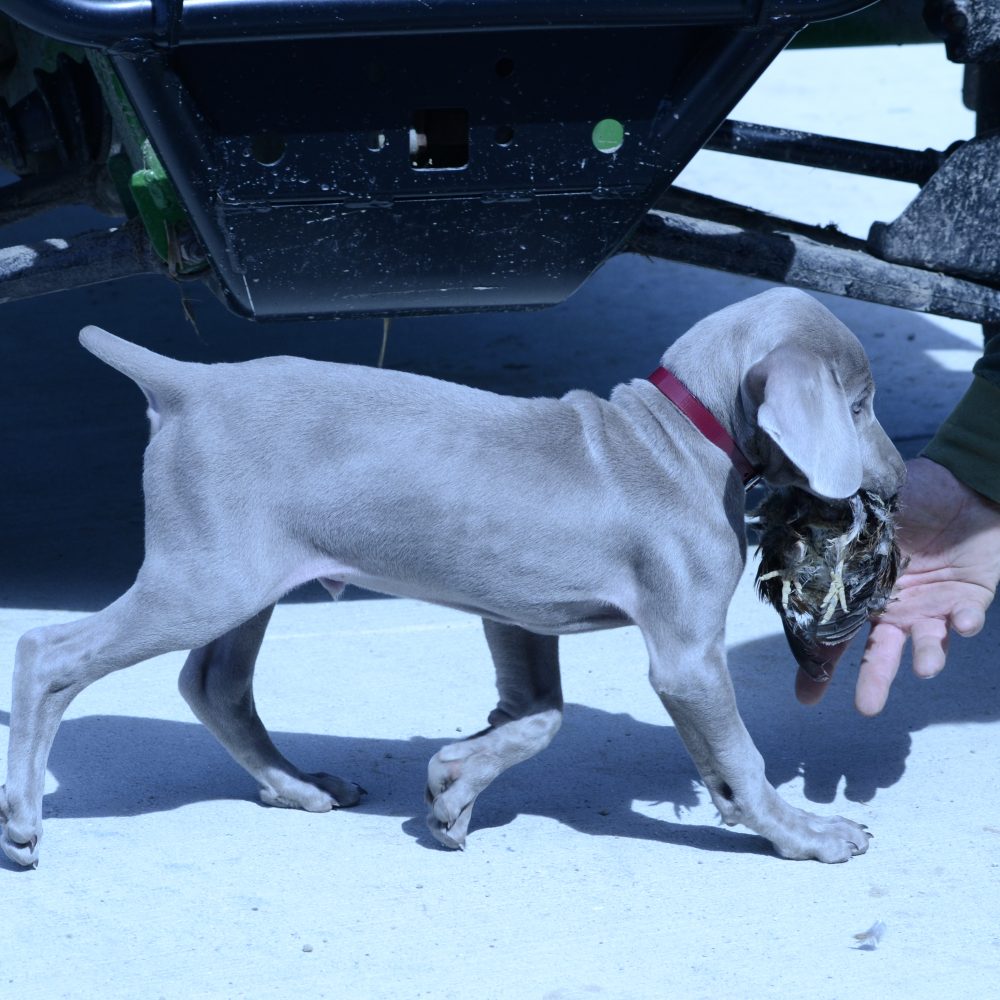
[856,621,906,716]
[951,602,986,638]
[910,618,949,679]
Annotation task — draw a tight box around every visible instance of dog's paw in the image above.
[425,789,474,850]
[0,788,40,868]
[258,771,365,812]
[425,752,478,850]
[0,827,39,868]
[772,810,872,863]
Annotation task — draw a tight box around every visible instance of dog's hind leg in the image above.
[0,570,278,867]
[178,605,364,813]
[426,618,563,849]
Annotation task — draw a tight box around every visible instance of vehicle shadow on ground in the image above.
[1,623,996,868]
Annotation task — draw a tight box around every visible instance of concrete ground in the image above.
[2,41,998,1000]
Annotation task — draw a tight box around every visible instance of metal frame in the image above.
[108,25,798,318]
[6,0,1000,329]
[0,1,880,48]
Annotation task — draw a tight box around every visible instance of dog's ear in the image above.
[743,345,862,499]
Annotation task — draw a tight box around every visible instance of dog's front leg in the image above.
[426,619,563,849]
[645,632,871,863]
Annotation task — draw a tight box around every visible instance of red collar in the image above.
[648,366,761,488]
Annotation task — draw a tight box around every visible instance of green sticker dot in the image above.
[592,118,624,154]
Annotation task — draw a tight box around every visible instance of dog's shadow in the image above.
[0,702,759,857]
[1,629,997,860]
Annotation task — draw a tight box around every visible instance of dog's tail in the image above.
[79,325,189,432]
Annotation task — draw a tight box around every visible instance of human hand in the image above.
[795,457,1000,714]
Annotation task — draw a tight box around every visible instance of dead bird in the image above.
[750,487,902,683]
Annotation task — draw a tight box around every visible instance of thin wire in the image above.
[377,317,392,368]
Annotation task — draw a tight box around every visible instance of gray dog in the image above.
[0,287,904,868]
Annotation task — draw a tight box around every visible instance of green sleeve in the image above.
[921,354,1000,503]
[974,328,1000,386]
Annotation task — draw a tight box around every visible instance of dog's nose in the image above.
[863,434,906,496]
[872,449,906,497]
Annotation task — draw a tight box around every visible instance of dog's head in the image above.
[727,290,906,687]
[737,290,905,501]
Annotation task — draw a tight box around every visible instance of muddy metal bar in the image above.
[0,220,162,305]
[0,0,880,48]
[628,188,1000,326]
[705,119,954,187]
